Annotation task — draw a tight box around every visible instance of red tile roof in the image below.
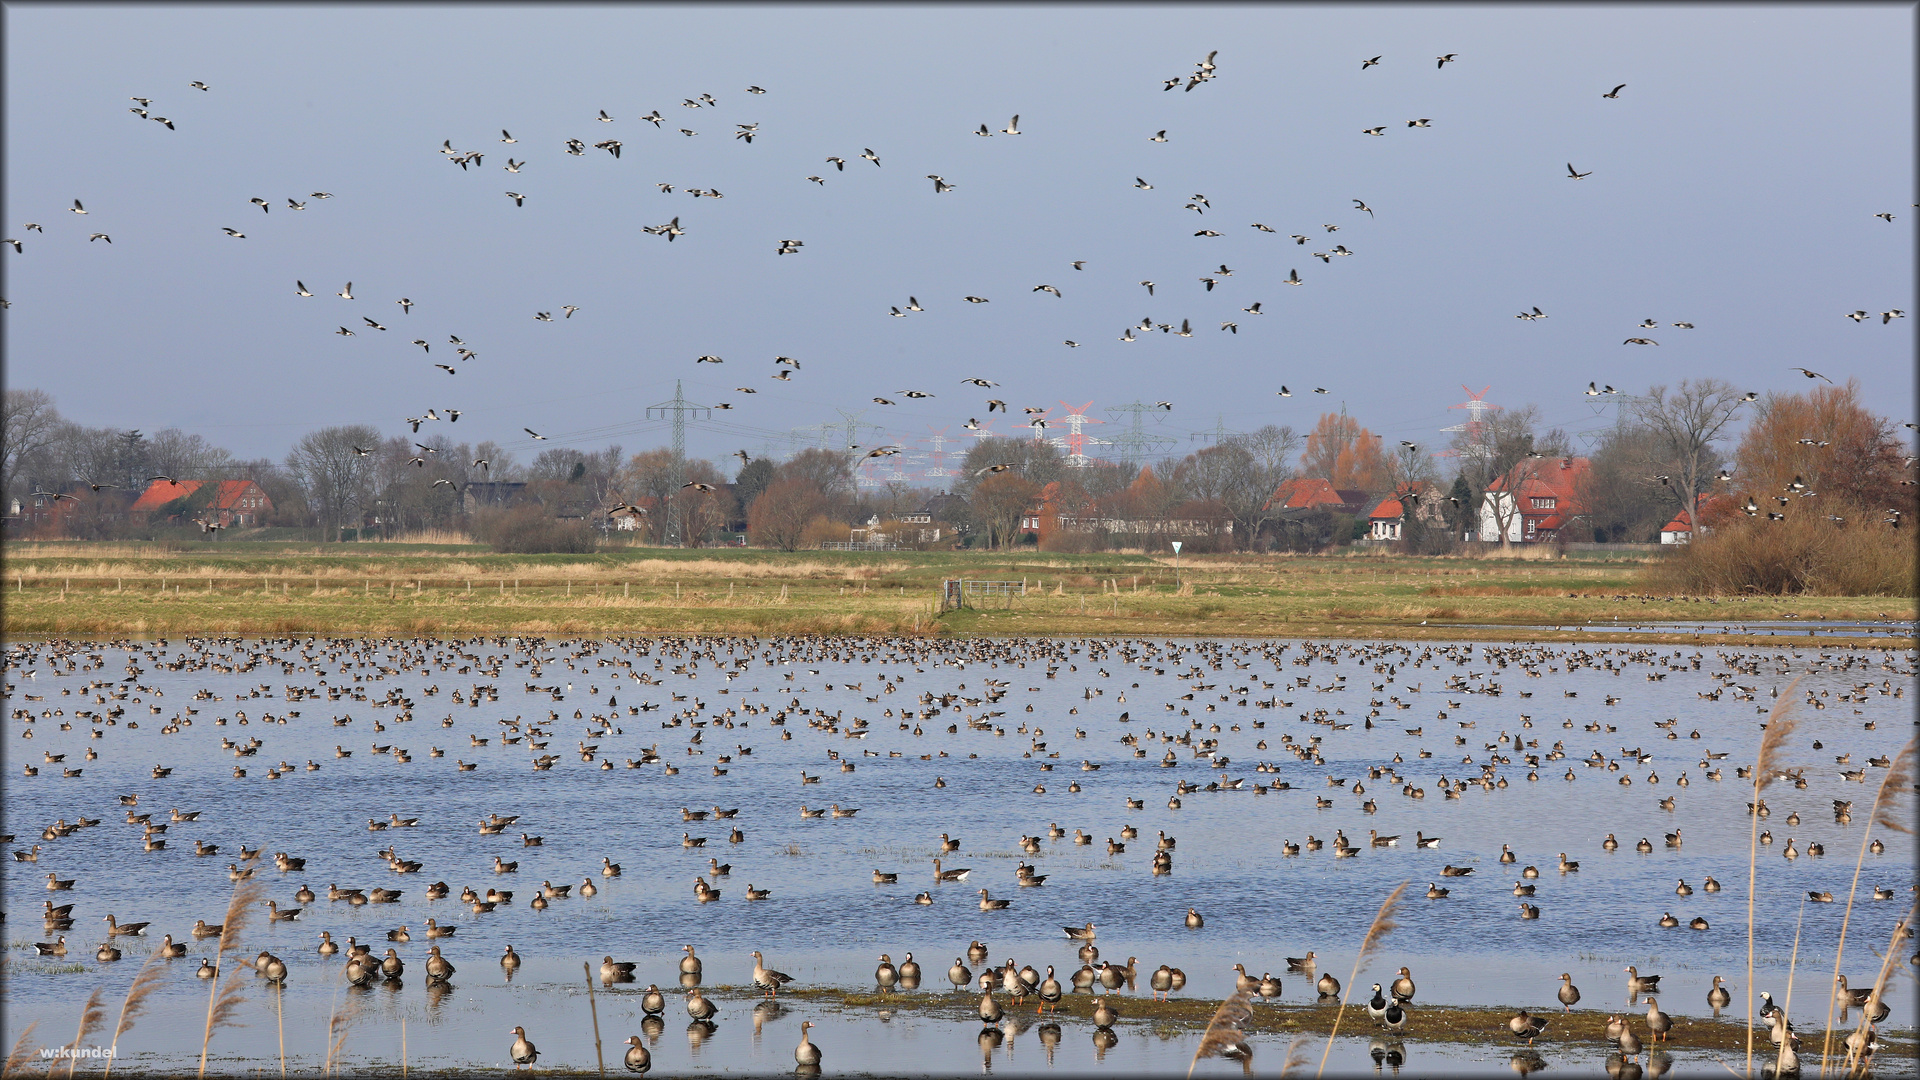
[128,479,264,513]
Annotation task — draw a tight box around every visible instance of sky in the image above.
[4,4,1914,482]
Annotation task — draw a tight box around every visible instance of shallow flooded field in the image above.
[5,633,1914,1076]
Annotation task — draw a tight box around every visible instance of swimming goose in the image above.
[794,1021,822,1067]
[104,914,150,937]
[933,858,970,881]
[602,956,639,983]
[1287,952,1316,973]
[1063,921,1096,941]
[1708,975,1732,1009]
[97,943,122,962]
[1186,908,1204,928]
[1625,966,1661,992]
[979,889,1011,910]
[35,936,70,956]
[873,869,899,884]
[1317,973,1341,998]
[746,884,772,901]
[1690,917,1710,930]
[500,944,519,968]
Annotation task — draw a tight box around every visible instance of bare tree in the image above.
[145,428,234,481]
[973,473,1042,549]
[2,389,62,500]
[1451,404,1568,547]
[1631,379,1745,533]
[283,425,381,541]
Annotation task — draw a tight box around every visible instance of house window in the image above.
[1525,519,1537,535]
[1530,496,1555,509]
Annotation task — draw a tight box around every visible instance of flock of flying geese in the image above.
[11,46,1904,469]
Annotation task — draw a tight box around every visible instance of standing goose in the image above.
[1317,973,1341,999]
[1234,964,1259,994]
[508,1026,538,1070]
[1149,965,1174,1000]
[1257,973,1283,999]
[1707,975,1732,1010]
[685,987,718,1021]
[979,989,1004,1025]
[794,1021,822,1067]
[899,953,922,982]
[641,985,665,1015]
[1391,966,1415,1002]
[681,945,702,976]
[1092,997,1118,1028]
[1645,998,1671,1042]
[602,956,638,983]
[425,945,455,982]
[949,958,973,988]
[875,954,898,987]
[1508,1009,1549,1045]
[1037,965,1062,1014]
[750,951,793,997]
[1558,972,1580,1010]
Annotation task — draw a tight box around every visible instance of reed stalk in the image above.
[3,1021,41,1080]
[197,877,264,1079]
[60,987,107,1080]
[1840,904,1914,1078]
[101,952,163,1079]
[1745,679,1802,1077]
[1187,989,1255,1078]
[276,982,286,1078]
[1818,738,1912,1076]
[1317,881,1408,1079]
[1775,898,1807,1080]
[584,961,605,1074]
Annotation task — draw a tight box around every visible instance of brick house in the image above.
[1264,478,1371,515]
[128,479,274,528]
[1478,458,1589,543]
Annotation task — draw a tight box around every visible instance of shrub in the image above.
[470,505,599,554]
[1644,508,1914,596]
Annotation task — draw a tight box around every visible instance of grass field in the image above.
[3,540,1912,643]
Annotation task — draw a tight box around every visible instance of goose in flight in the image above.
[1353,200,1373,217]
[1363,126,1386,136]
[928,175,954,193]
[1285,269,1302,285]
[1278,386,1291,397]
[506,192,525,206]
[864,446,902,460]
[974,123,993,137]
[1623,338,1659,346]
[287,198,306,210]
[1603,84,1626,98]
[860,148,880,166]
[1141,281,1155,296]
[1033,284,1061,297]
[1314,388,1330,395]
[1244,302,1263,314]
[961,378,998,387]
[776,355,801,368]
[986,400,1007,412]
[964,296,989,303]
[363,317,387,330]
[1517,306,1545,320]
[434,364,456,374]
[1063,340,1079,347]
[1135,177,1153,189]
[339,283,354,300]
[684,482,718,492]
[1252,222,1276,231]
[222,227,245,237]
[535,312,553,321]
[873,397,896,405]
[1407,118,1431,128]
[525,428,546,439]
[1885,309,1905,323]
[1155,401,1173,410]
[695,355,724,363]
[1791,367,1832,382]
[250,197,270,213]
[1291,234,1309,244]
[1362,56,1381,69]
[1567,163,1592,179]
[772,369,792,381]
[826,156,845,170]
[976,463,1019,476]
[86,232,110,243]
[190,80,209,90]
[1003,115,1021,135]
[71,200,87,214]
[1221,321,1237,333]
[411,339,428,351]
[1149,130,1168,142]
[1672,322,1693,328]
[336,326,355,336]
[1638,318,1658,328]
[1436,54,1456,67]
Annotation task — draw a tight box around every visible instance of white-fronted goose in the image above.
[933,858,970,881]
[1287,953,1316,973]
[681,945,702,976]
[1625,966,1661,993]
[978,889,1010,910]
[1063,922,1096,940]
[34,937,67,956]
[1509,1009,1548,1045]
[794,1021,822,1066]
[751,951,793,997]
[641,985,665,1015]
[1186,908,1204,928]
[1391,967,1415,1002]
[1317,973,1341,998]
[875,953,898,987]
[685,988,719,1021]
[979,989,1004,1024]
[1558,972,1580,1010]
[949,958,972,987]
[425,945,455,982]
[1707,975,1732,1010]
[508,1026,538,1070]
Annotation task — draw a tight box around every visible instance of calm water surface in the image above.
[5,634,1914,1075]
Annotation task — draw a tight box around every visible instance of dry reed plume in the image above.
[1186,988,1255,1078]
[1745,678,1802,1077]
[101,952,164,1079]
[1818,737,1913,1071]
[3,1021,41,1080]
[1318,880,1408,1079]
[57,987,107,1080]
[198,877,265,1078]
[1839,905,1914,1078]
[1275,1035,1311,1077]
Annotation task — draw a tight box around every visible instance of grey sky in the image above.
[5,4,1913,476]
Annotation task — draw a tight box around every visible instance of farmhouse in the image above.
[128,478,274,528]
